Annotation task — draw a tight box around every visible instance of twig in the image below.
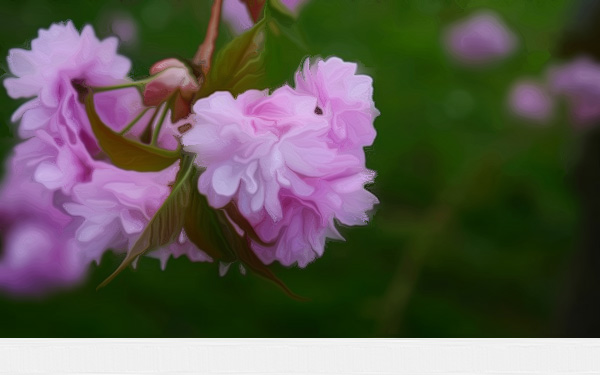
[193,0,224,75]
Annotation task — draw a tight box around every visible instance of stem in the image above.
[151,102,170,146]
[89,80,149,93]
[193,0,223,75]
[140,106,161,145]
[119,107,152,135]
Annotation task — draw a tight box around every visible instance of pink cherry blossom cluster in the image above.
[0,17,379,295]
[0,21,208,295]
[182,57,379,267]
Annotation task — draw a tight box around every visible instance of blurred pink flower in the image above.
[0,140,87,295]
[109,14,138,46]
[222,0,309,34]
[508,80,553,123]
[182,57,378,267]
[444,10,517,66]
[0,215,86,296]
[548,57,600,126]
[222,0,253,35]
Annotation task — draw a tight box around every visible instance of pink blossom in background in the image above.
[222,0,309,34]
[182,57,378,267]
[222,0,253,35]
[508,80,554,123]
[548,57,600,126]
[281,0,306,13]
[0,141,87,295]
[0,213,85,296]
[444,10,518,66]
[109,14,138,46]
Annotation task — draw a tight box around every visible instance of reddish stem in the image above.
[193,0,224,75]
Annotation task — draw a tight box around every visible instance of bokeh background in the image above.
[0,0,595,337]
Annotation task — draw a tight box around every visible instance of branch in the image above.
[193,0,224,76]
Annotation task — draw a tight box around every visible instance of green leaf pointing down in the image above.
[84,91,181,172]
[97,155,196,289]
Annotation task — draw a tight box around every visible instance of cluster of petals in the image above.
[0,21,207,295]
[182,57,379,267]
[444,10,517,66]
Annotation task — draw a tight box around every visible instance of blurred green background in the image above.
[0,0,584,337]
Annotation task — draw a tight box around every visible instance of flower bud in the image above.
[143,58,200,112]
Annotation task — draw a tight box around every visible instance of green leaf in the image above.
[85,91,181,172]
[183,178,238,262]
[97,155,194,289]
[198,0,309,98]
[198,18,266,97]
[184,174,305,300]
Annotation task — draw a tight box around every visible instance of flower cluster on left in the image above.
[0,21,209,295]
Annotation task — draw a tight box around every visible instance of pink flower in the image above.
[0,22,207,294]
[63,163,210,266]
[182,57,378,267]
[443,10,517,66]
[3,21,134,192]
[108,13,138,47]
[508,80,553,123]
[222,0,309,34]
[222,0,254,34]
[4,21,130,107]
[0,142,87,296]
[294,57,378,153]
[0,215,86,296]
[548,57,600,126]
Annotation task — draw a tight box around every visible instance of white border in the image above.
[0,339,599,374]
